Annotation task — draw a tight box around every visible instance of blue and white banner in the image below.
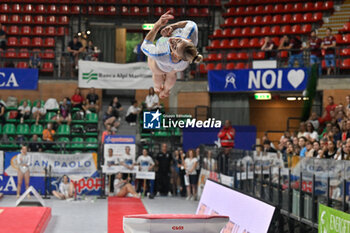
[0,68,38,90]
[4,152,98,177]
[208,68,308,92]
[103,135,136,167]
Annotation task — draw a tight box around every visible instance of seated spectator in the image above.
[304,30,322,75]
[52,175,75,200]
[263,140,277,153]
[84,40,99,61]
[0,23,6,50]
[332,125,342,142]
[342,120,350,141]
[28,135,43,152]
[297,122,308,138]
[29,52,41,69]
[32,101,46,125]
[113,172,140,198]
[321,27,336,75]
[324,140,337,159]
[103,106,120,130]
[102,125,112,144]
[67,36,83,76]
[278,35,304,68]
[320,123,333,139]
[71,88,86,110]
[86,87,99,112]
[305,122,318,142]
[42,123,55,149]
[125,100,141,126]
[0,99,5,124]
[261,36,276,60]
[308,112,320,130]
[109,97,123,119]
[313,141,320,157]
[298,137,307,157]
[17,100,31,123]
[304,141,314,158]
[145,87,160,111]
[319,96,337,125]
[55,98,72,125]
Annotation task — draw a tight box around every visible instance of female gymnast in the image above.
[52,175,75,200]
[141,11,203,98]
[16,146,31,198]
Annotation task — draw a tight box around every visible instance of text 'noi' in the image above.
[248,70,283,90]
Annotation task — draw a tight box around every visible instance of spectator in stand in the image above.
[263,140,277,153]
[28,134,43,152]
[42,123,55,149]
[261,36,276,60]
[29,52,41,69]
[313,141,321,157]
[17,100,31,124]
[342,121,350,141]
[304,30,322,75]
[332,125,342,142]
[0,99,6,124]
[308,112,320,130]
[321,122,333,139]
[321,27,337,75]
[203,150,217,171]
[319,96,337,125]
[101,125,112,144]
[55,97,72,125]
[297,122,308,138]
[67,36,84,74]
[84,40,99,61]
[154,143,172,198]
[217,120,235,148]
[0,23,6,50]
[145,87,160,111]
[184,149,198,201]
[335,141,350,160]
[304,140,314,158]
[103,106,120,130]
[285,144,295,167]
[109,97,123,120]
[298,137,307,157]
[86,88,99,112]
[218,147,230,175]
[325,140,337,159]
[32,101,46,125]
[278,35,304,68]
[125,100,141,126]
[305,122,318,142]
[71,88,86,110]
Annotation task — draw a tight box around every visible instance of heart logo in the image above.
[287,69,305,88]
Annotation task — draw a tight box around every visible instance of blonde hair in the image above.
[183,44,203,64]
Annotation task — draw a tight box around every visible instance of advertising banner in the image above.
[0,68,38,90]
[318,204,350,233]
[78,60,153,89]
[4,152,98,177]
[103,135,136,166]
[102,165,139,174]
[208,68,308,92]
[197,180,275,233]
[0,151,3,174]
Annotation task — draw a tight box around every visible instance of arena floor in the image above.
[0,195,198,233]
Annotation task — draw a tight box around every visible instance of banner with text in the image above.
[103,135,136,167]
[208,68,308,92]
[0,68,38,90]
[318,204,350,233]
[4,152,98,177]
[0,151,3,174]
[78,60,153,89]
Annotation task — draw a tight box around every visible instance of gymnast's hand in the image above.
[161,26,173,37]
[156,10,174,27]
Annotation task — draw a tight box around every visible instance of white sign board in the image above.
[102,165,139,174]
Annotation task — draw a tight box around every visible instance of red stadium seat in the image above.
[222,28,232,37]
[234,17,243,26]
[47,5,57,14]
[229,39,239,48]
[313,12,323,22]
[23,15,33,24]
[227,52,237,60]
[243,16,253,25]
[42,49,55,59]
[207,40,220,50]
[293,14,303,23]
[45,27,56,36]
[343,34,350,44]
[20,37,31,47]
[18,49,30,59]
[121,6,129,16]
[342,22,350,32]
[12,4,21,14]
[212,29,223,38]
[41,62,54,73]
[198,63,206,74]
[264,5,274,14]
[236,7,245,15]
[33,26,44,35]
[35,5,45,14]
[32,37,43,47]
[140,7,150,16]
[17,62,29,69]
[249,38,260,47]
[154,7,162,16]
[237,52,248,60]
[235,62,246,69]
[34,15,44,24]
[341,59,350,69]
[58,16,69,25]
[0,15,7,23]
[314,2,323,10]
[224,8,235,17]
[254,6,264,14]
[281,25,292,34]
[214,63,223,70]
[304,2,314,11]
[324,1,334,10]
[188,0,197,5]
[245,6,254,15]
[44,38,55,47]
[251,27,261,36]
[188,8,199,17]
[253,16,262,25]
[274,4,283,13]
[205,53,217,61]
[261,26,271,35]
[282,14,292,24]
[8,26,19,35]
[47,16,57,24]
[10,15,20,24]
[7,37,18,46]
[231,28,241,37]
[302,24,312,33]
[284,4,293,13]
[253,51,265,60]
[5,49,16,58]
[129,7,140,16]
[279,50,289,58]
[272,37,280,46]
[294,3,303,12]
[271,26,280,35]
[262,16,272,25]
[106,6,117,15]
[57,27,65,36]
[239,38,250,48]
[31,49,41,57]
[340,48,350,56]
[59,5,69,14]
[334,34,343,44]
[71,6,80,14]
[241,27,251,36]
[291,25,301,34]
[220,39,230,49]
[272,15,282,24]
[95,6,105,15]
[225,63,235,70]
[0,4,10,13]
[222,18,233,27]
[200,8,209,17]
[206,63,215,71]
[303,13,313,22]
[21,26,31,35]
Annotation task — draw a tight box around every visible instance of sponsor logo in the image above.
[225,72,237,89]
[172,226,184,230]
[143,110,161,129]
[82,70,98,83]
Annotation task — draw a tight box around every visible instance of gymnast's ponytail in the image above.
[192,54,203,64]
[183,44,203,64]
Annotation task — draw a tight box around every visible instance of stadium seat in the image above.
[235,62,246,69]
[303,13,313,22]
[129,7,140,16]
[211,29,223,38]
[253,51,265,60]
[8,26,19,35]
[188,8,199,17]
[57,124,70,136]
[205,53,218,61]
[282,14,292,24]
[86,137,98,149]
[154,7,163,16]
[71,6,80,14]
[106,6,117,15]
[261,26,271,35]
[245,6,254,15]
[206,63,215,71]
[42,49,55,59]
[16,124,30,135]
[207,40,220,50]
[251,27,261,36]
[20,37,31,47]
[243,17,253,25]
[279,50,289,58]
[241,27,251,36]
[214,63,223,70]
[33,26,44,36]
[229,39,240,48]
[324,1,334,10]
[57,27,65,36]
[253,16,262,25]
[21,26,31,35]
[71,137,84,149]
[31,124,44,135]
[293,14,303,23]
[254,6,264,14]
[274,4,283,13]
[227,52,237,60]
[34,15,44,24]
[341,59,350,69]
[32,49,42,57]
[271,26,280,35]
[284,4,294,13]
[272,15,282,24]
[231,28,241,37]
[95,6,105,15]
[237,52,249,60]
[3,124,16,135]
[45,27,55,36]
[18,49,30,59]
[304,2,314,11]
[44,38,55,47]
[343,34,350,44]
[236,7,245,15]
[225,63,235,70]
[234,17,243,26]
[199,63,206,74]
[200,8,209,17]
[220,39,230,49]
[47,5,57,14]
[340,48,350,56]
[35,5,45,14]
[249,38,260,48]
[23,4,33,14]
[5,49,16,58]
[23,15,33,24]
[291,25,301,34]
[239,39,250,48]
[7,37,18,46]
[47,16,57,24]
[59,5,69,14]
[302,24,312,33]
[17,62,29,69]
[41,62,54,73]
[55,137,70,149]
[0,4,10,13]
[10,15,20,24]
[294,3,303,12]
[264,5,274,14]
[32,37,43,47]
[45,112,56,123]
[58,16,69,25]
[262,15,272,24]
[0,15,7,23]
[281,25,292,34]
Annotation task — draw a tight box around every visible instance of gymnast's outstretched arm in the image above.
[144,11,174,43]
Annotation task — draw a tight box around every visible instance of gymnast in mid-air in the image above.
[141,11,203,98]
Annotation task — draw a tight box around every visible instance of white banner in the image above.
[78,60,153,89]
[5,152,97,177]
[135,171,155,180]
[0,151,3,174]
[102,165,139,174]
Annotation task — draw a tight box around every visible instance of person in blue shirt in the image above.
[299,136,307,157]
